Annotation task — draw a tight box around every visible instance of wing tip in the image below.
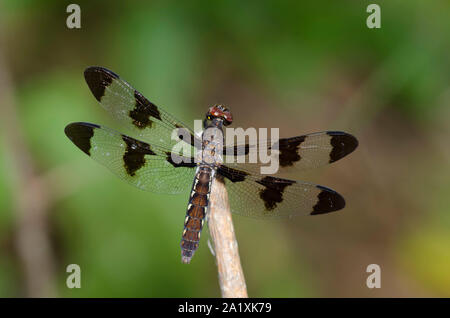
[327,131,359,163]
[311,185,346,215]
[84,66,119,102]
[64,122,100,155]
[84,66,119,78]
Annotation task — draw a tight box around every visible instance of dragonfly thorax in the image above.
[200,126,224,166]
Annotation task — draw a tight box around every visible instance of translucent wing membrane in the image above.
[84,66,198,153]
[64,66,359,266]
[223,131,358,174]
[70,66,357,220]
[65,122,196,194]
[217,165,345,219]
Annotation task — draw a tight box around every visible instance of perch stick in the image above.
[208,177,248,298]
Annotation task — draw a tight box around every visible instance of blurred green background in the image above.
[0,0,449,297]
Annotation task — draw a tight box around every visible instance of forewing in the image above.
[223,131,358,174]
[84,66,199,153]
[217,165,345,219]
[65,122,196,194]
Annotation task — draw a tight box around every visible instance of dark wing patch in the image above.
[277,136,306,167]
[217,165,249,183]
[64,122,100,155]
[256,176,295,211]
[311,185,346,215]
[130,90,162,129]
[121,135,156,176]
[84,67,118,102]
[328,131,359,163]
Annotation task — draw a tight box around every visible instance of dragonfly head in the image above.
[205,104,233,126]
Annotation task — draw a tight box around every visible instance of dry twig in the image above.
[208,178,248,298]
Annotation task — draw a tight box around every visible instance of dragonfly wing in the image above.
[217,165,345,219]
[84,66,199,154]
[223,131,358,174]
[65,122,196,194]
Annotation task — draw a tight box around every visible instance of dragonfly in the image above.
[65,66,358,264]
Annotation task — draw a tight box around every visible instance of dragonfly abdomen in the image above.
[180,165,213,263]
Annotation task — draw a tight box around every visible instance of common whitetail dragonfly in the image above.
[65,67,358,264]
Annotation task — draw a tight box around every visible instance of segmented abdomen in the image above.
[180,166,212,263]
